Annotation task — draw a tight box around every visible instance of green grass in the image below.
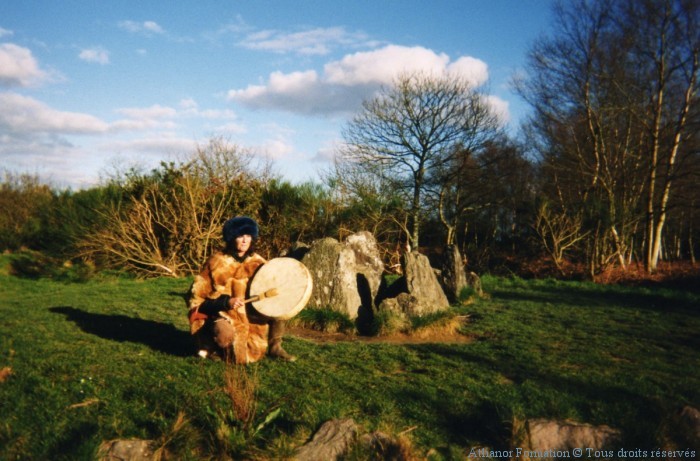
[1,263,698,460]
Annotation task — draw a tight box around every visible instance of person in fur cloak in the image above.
[186,216,296,363]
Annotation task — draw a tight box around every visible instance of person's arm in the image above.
[186,259,230,332]
[222,254,266,314]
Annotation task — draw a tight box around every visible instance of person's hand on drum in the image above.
[229,296,245,313]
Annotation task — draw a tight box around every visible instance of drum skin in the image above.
[249,257,313,320]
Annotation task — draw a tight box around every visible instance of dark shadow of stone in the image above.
[49,306,193,357]
[374,276,407,308]
[355,273,374,335]
[286,242,311,261]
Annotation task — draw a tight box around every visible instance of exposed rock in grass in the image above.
[374,297,411,334]
[513,418,620,458]
[678,406,700,449]
[96,439,156,461]
[295,418,415,461]
[294,418,359,461]
[378,292,434,317]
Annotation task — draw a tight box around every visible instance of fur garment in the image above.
[187,251,269,363]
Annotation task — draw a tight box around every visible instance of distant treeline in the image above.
[2,0,699,280]
[0,135,696,281]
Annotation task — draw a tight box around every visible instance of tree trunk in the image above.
[410,168,425,248]
[644,10,697,273]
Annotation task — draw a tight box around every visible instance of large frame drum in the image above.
[248,257,313,320]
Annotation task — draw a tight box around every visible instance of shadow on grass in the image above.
[492,284,699,316]
[49,306,193,357]
[403,342,674,449]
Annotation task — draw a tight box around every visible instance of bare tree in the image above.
[429,136,533,253]
[336,72,502,248]
[534,200,589,276]
[79,139,269,277]
[625,0,700,272]
[516,0,699,275]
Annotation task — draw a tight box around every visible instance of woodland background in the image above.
[1,0,698,283]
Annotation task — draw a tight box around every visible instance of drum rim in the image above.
[249,257,313,320]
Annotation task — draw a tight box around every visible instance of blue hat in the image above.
[223,216,259,243]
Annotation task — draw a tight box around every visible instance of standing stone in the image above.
[345,231,384,305]
[401,251,450,314]
[301,238,363,319]
[301,238,340,309]
[440,245,468,303]
[333,243,363,318]
[466,271,484,297]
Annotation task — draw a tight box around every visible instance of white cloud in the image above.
[260,138,294,159]
[486,95,510,124]
[118,20,165,35]
[0,93,110,188]
[312,139,342,162]
[324,45,450,86]
[227,45,496,117]
[110,118,177,132]
[111,104,180,131]
[0,43,48,87]
[0,27,13,38]
[0,92,242,188]
[197,109,237,119]
[0,94,242,143]
[215,122,247,134]
[178,98,238,119]
[228,70,345,115]
[261,70,319,94]
[103,136,197,156]
[446,56,489,87]
[143,21,164,34]
[239,26,375,56]
[0,138,101,189]
[79,47,110,65]
[179,98,198,111]
[0,92,109,133]
[116,104,178,120]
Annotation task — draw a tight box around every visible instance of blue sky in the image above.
[1,0,554,189]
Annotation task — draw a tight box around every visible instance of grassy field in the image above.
[0,258,698,460]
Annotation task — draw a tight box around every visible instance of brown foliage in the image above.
[79,139,269,277]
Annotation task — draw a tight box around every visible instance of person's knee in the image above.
[213,321,235,348]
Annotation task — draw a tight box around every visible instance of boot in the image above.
[267,319,296,362]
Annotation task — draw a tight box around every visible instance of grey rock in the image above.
[345,231,384,306]
[96,439,156,461]
[440,244,468,303]
[401,251,449,314]
[294,418,359,461]
[519,419,620,455]
[301,237,362,318]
